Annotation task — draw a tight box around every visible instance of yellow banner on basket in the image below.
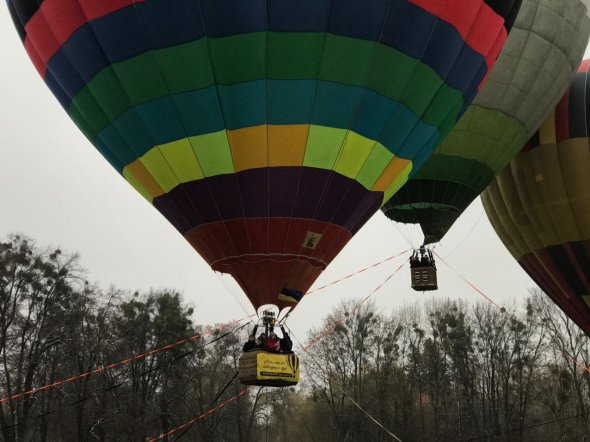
[256,352,300,382]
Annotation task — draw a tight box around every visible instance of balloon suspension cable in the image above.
[283,323,304,351]
[439,207,485,260]
[278,309,292,326]
[215,271,256,319]
[149,256,407,441]
[402,181,426,249]
[391,219,419,250]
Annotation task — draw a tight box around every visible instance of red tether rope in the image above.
[148,254,409,441]
[0,315,254,405]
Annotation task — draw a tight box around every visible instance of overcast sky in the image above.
[1,8,588,340]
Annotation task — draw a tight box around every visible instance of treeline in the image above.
[299,297,590,442]
[1,234,590,441]
[0,234,258,441]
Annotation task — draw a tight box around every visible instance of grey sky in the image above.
[1,8,588,340]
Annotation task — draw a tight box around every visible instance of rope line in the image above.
[173,371,240,441]
[0,251,409,434]
[2,323,251,431]
[303,262,406,352]
[440,207,485,259]
[149,388,253,441]
[278,249,408,326]
[433,251,501,308]
[287,323,405,442]
[568,354,590,374]
[345,394,404,441]
[437,250,590,442]
[305,249,411,296]
[149,253,407,441]
[0,251,405,407]
[0,316,254,405]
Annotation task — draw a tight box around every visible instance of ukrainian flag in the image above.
[277,287,304,303]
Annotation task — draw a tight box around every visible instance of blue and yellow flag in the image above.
[277,287,304,304]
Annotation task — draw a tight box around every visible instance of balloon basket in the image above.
[411,266,438,291]
[239,350,299,387]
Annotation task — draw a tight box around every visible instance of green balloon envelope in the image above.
[383,0,590,245]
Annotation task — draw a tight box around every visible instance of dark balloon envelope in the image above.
[8,0,520,310]
[383,0,590,245]
[483,60,590,334]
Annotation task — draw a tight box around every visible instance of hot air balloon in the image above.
[482,60,590,334]
[383,0,590,246]
[7,0,521,313]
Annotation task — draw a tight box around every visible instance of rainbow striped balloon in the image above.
[8,0,520,309]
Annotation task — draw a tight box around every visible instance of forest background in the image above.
[1,234,590,442]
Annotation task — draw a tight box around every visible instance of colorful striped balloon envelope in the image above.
[8,0,520,310]
[483,60,590,334]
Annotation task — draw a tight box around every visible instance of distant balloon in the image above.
[383,0,590,245]
[8,0,520,310]
[483,61,590,333]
